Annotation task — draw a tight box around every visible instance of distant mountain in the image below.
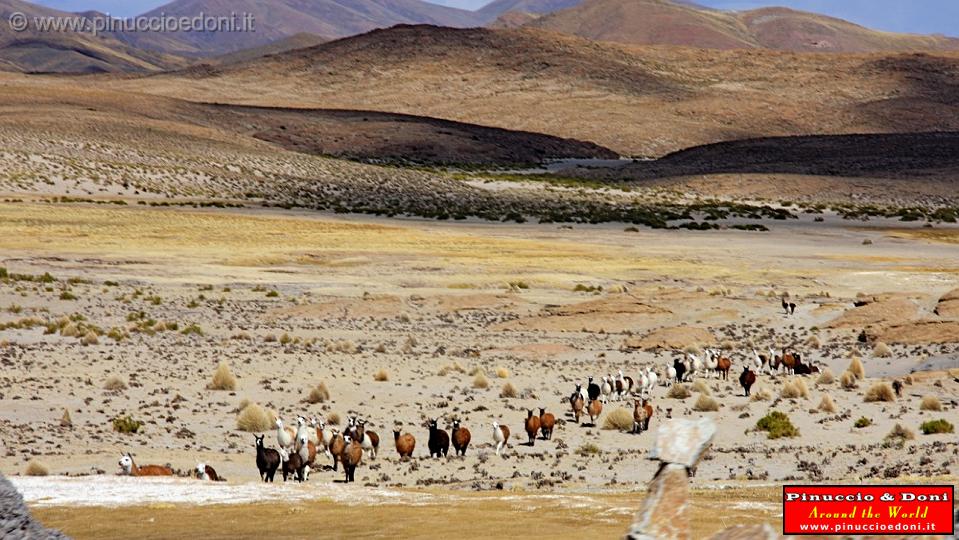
[121,0,484,56]
[476,0,581,23]
[524,0,959,52]
[0,0,186,72]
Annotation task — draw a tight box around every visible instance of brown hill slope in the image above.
[525,0,959,53]
[0,0,186,72]
[477,0,582,23]
[211,33,330,65]
[112,25,959,157]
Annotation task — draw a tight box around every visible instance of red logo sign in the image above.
[783,485,955,535]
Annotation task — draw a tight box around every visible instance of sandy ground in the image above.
[0,201,957,537]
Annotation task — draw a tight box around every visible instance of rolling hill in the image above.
[0,0,186,72]
[113,24,959,157]
[524,0,959,53]
[476,0,582,23]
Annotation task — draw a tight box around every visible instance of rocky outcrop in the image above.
[0,473,69,540]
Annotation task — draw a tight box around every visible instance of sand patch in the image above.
[826,296,920,330]
[622,326,717,351]
[491,294,669,333]
[877,320,959,345]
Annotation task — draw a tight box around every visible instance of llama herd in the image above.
[114,344,814,486]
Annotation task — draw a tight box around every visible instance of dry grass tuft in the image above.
[840,370,858,390]
[848,356,866,380]
[864,382,895,402]
[781,379,809,399]
[805,334,822,349]
[25,460,49,477]
[602,408,634,430]
[473,372,490,389]
[80,331,99,346]
[236,402,274,432]
[667,384,691,400]
[816,368,835,385]
[873,342,892,358]
[817,394,837,413]
[495,366,510,379]
[327,412,341,425]
[103,375,127,392]
[691,380,711,395]
[373,368,389,382]
[887,423,916,441]
[683,345,702,356]
[305,382,331,404]
[919,395,942,411]
[499,382,518,398]
[693,394,720,412]
[60,408,72,428]
[209,361,237,391]
[750,386,773,402]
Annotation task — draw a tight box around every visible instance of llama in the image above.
[739,366,756,397]
[632,400,647,434]
[393,429,416,459]
[342,435,363,483]
[703,350,718,379]
[451,420,471,456]
[524,409,541,446]
[355,419,380,460]
[492,422,510,456]
[328,430,345,471]
[118,454,173,477]
[254,434,280,483]
[539,408,555,440]
[601,376,613,403]
[715,353,732,381]
[645,367,658,390]
[587,376,601,402]
[570,390,585,424]
[751,349,768,374]
[275,419,294,451]
[616,369,634,400]
[195,463,224,482]
[427,418,450,458]
[297,435,316,481]
[278,447,304,482]
[587,399,603,426]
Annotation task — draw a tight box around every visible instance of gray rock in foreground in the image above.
[0,473,70,540]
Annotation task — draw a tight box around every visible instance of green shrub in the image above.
[112,415,143,434]
[756,411,799,439]
[854,417,872,428]
[920,419,954,435]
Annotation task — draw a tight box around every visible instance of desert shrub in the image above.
[854,417,872,428]
[103,376,127,391]
[693,394,719,412]
[920,419,954,435]
[495,366,510,379]
[886,423,915,441]
[80,331,99,346]
[305,382,331,404]
[817,394,837,413]
[781,379,808,399]
[575,442,600,456]
[473,372,490,389]
[500,382,518,398]
[691,380,711,395]
[60,409,72,428]
[919,395,942,411]
[181,323,204,336]
[683,345,702,356]
[816,368,835,385]
[280,333,292,345]
[602,408,634,430]
[756,411,799,439]
[209,361,237,391]
[805,334,822,349]
[840,370,858,390]
[112,415,143,434]
[25,460,49,477]
[373,368,389,382]
[873,342,892,358]
[468,366,484,376]
[667,384,691,399]
[750,386,773,402]
[848,356,865,380]
[236,403,274,432]
[327,412,341,425]
[864,382,895,402]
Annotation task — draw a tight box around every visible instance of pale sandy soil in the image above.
[0,201,957,539]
